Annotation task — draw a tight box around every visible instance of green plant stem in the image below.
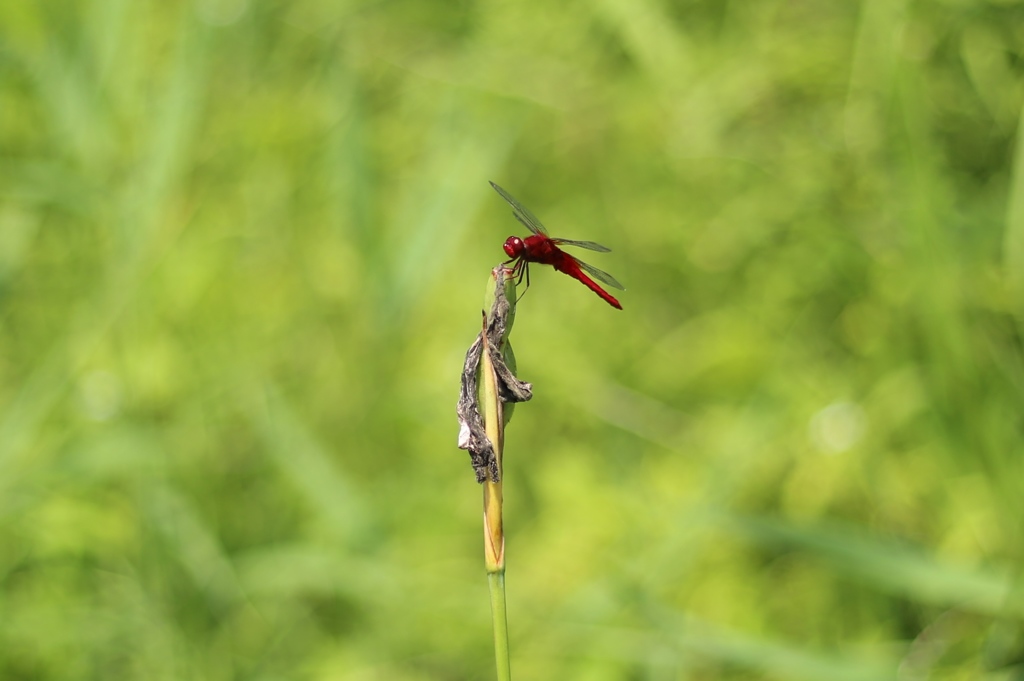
[488,571,511,681]
[480,309,510,679]
[479,266,516,679]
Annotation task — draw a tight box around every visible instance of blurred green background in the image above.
[3,0,1024,678]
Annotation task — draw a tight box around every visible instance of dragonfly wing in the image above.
[572,256,625,290]
[550,237,611,252]
[489,181,549,236]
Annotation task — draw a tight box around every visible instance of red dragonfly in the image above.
[490,181,625,310]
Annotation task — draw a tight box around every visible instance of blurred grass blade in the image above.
[1005,101,1024,310]
[657,615,897,681]
[236,544,396,604]
[249,384,370,543]
[562,616,897,681]
[383,94,522,320]
[119,8,207,253]
[146,484,246,607]
[0,8,208,482]
[728,516,1024,618]
[595,0,692,86]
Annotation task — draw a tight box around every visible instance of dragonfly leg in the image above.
[504,257,526,284]
[500,258,531,303]
[513,262,531,303]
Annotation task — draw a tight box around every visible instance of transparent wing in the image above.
[572,256,625,290]
[550,237,611,252]
[489,181,549,236]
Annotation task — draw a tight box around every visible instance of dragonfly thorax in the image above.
[503,236,525,259]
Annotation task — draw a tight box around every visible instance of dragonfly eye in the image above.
[503,237,523,259]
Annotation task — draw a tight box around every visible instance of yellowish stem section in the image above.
[481,327,505,572]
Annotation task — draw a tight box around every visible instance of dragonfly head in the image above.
[503,236,524,259]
